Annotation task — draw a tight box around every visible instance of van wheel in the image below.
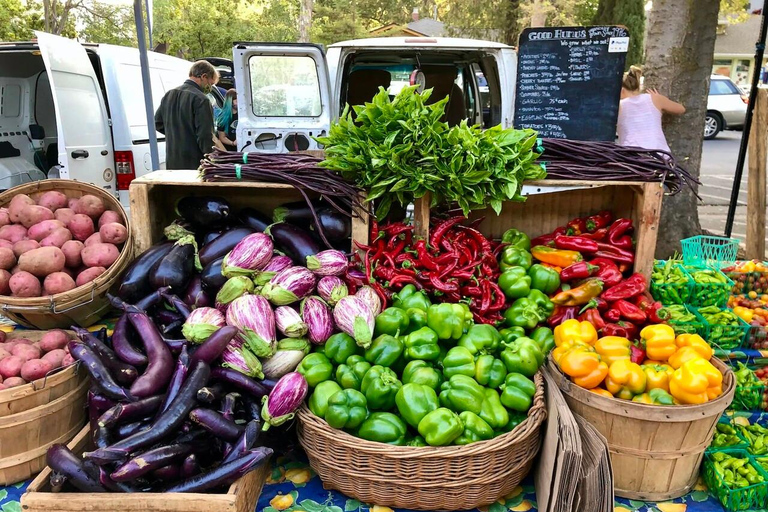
[704,112,722,140]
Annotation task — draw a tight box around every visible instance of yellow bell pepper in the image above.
[554,319,598,347]
[588,387,614,398]
[668,346,704,370]
[552,340,589,364]
[688,358,724,400]
[669,358,723,404]
[574,361,609,389]
[594,336,631,367]
[674,334,713,361]
[632,388,675,405]
[641,363,674,392]
[641,324,676,362]
[558,346,608,388]
[732,306,754,324]
[604,359,647,400]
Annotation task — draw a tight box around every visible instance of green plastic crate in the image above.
[665,304,708,337]
[703,449,768,511]
[684,266,735,308]
[691,307,750,352]
[707,419,750,453]
[732,383,768,412]
[682,235,740,270]
[650,260,693,305]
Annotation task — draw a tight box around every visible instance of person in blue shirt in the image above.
[216,89,238,151]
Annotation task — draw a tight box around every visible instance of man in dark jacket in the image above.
[155,61,219,170]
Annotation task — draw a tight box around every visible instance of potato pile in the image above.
[0,191,127,297]
[0,330,73,389]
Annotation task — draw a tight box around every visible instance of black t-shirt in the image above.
[217,112,238,151]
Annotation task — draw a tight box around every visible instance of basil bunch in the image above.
[318,86,545,217]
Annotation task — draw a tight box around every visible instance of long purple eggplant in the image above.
[151,464,181,482]
[128,313,174,398]
[85,360,210,464]
[199,227,254,267]
[117,242,174,302]
[158,345,189,417]
[241,396,261,421]
[94,423,112,449]
[196,383,225,404]
[46,444,106,492]
[99,396,163,429]
[180,454,200,478]
[110,443,192,482]
[222,420,261,464]
[155,309,184,326]
[210,367,269,398]
[189,325,239,366]
[162,448,273,493]
[116,421,149,439]
[189,408,243,441]
[73,327,138,386]
[221,393,238,421]
[238,208,271,232]
[88,391,115,438]
[112,315,148,367]
[176,196,230,227]
[162,337,187,354]
[99,467,141,492]
[161,292,191,319]
[183,276,211,308]
[162,320,184,336]
[69,342,135,402]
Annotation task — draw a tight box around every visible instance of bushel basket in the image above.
[297,373,546,511]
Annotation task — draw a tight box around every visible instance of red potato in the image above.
[12,344,41,361]
[76,266,106,287]
[0,331,6,343]
[37,191,68,212]
[40,330,70,352]
[0,208,10,228]
[68,198,78,209]
[20,359,52,381]
[9,271,41,297]
[1,341,17,351]
[81,243,119,268]
[0,224,27,244]
[0,356,24,378]
[74,195,105,219]
[61,240,84,268]
[84,233,102,246]
[8,194,35,223]
[13,240,40,258]
[99,223,128,245]
[42,349,66,368]
[98,210,122,228]
[68,214,94,242]
[0,248,15,271]
[0,240,12,251]
[10,266,21,275]
[18,205,54,228]
[0,348,10,359]
[43,272,76,295]
[28,220,65,241]
[18,246,66,277]
[41,228,73,248]
[3,377,25,388]
[59,267,75,279]
[54,208,76,226]
[62,353,75,366]
[13,338,32,345]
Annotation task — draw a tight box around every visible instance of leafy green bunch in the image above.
[317,86,545,217]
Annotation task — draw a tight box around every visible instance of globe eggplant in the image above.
[261,338,310,379]
[274,306,308,338]
[261,266,316,306]
[254,255,293,286]
[305,249,348,276]
[333,296,375,349]
[117,241,174,302]
[226,295,276,357]
[176,196,230,227]
[238,207,271,232]
[260,372,308,430]
[201,256,227,291]
[267,222,320,264]
[181,307,226,344]
[316,276,348,306]
[149,236,198,291]
[356,286,382,316]
[199,227,254,267]
[301,296,333,345]
[215,276,254,308]
[221,233,273,278]
[220,338,264,379]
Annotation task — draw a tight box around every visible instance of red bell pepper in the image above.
[602,321,639,340]
[600,273,647,302]
[560,261,599,282]
[579,308,606,331]
[594,242,635,265]
[633,295,670,324]
[547,305,579,327]
[581,297,609,312]
[590,257,624,287]
[609,299,648,323]
[630,343,646,364]
[578,228,609,241]
[604,308,621,322]
[607,218,634,250]
[586,211,614,233]
[566,217,587,235]
[554,235,599,253]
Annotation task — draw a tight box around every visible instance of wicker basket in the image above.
[296,373,546,511]
[0,180,133,329]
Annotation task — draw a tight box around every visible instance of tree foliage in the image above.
[593,0,645,68]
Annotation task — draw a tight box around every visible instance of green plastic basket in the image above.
[732,383,768,412]
[650,260,693,305]
[681,235,739,270]
[703,449,768,511]
[684,266,735,308]
[665,304,708,337]
[691,307,750,352]
[707,419,750,453]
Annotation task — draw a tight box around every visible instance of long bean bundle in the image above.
[199,149,370,247]
[539,139,700,196]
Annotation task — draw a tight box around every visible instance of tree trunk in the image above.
[644,0,720,258]
[298,0,314,43]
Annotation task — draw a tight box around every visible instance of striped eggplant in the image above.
[301,296,334,345]
[261,266,316,306]
[221,233,274,278]
[332,295,374,349]
[221,338,264,379]
[305,249,348,276]
[254,255,293,286]
[226,295,276,357]
[216,276,255,307]
[274,306,308,338]
[260,339,310,379]
[316,276,348,306]
[260,372,308,430]
[355,286,382,317]
[181,307,225,344]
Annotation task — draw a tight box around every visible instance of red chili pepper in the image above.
[554,235,599,253]
[414,239,439,271]
[607,218,634,249]
[633,295,670,323]
[388,274,421,289]
[578,228,609,241]
[586,210,613,232]
[590,257,624,287]
[430,216,464,250]
[566,217,587,235]
[630,343,646,364]
[610,299,647,323]
[594,242,635,265]
[579,308,606,331]
[369,281,391,304]
[531,233,557,248]
[547,306,579,327]
[429,274,459,294]
[560,261,599,282]
[600,273,647,302]
[487,282,507,312]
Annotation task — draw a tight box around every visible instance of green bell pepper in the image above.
[503,297,541,330]
[395,383,439,428]
[335,355,371,390]
[403,327,441,361]
[374,307,410,337]
[357,412,407,445]
[364,334,404,367]
[499,326,526,345]
[500,337,544,377]
[500,372,536,412]
[479,388,509,430]
[501,411,528,433]
[498,267,532,300]
[417,407,464,446]
[501,228,531,251]
[392,284,431,312]
[454,411,494,445]
[360,365,402,410]
[441,346,476,379]
[402,360,443,391]
[500,246,533,271]
[324,333,361,365]
[457,324,502,356]
[325,389,368,429]
[530,326,555,354]
[427,303,472,341]
[474,354,508,389]
[439,374,485,414]
[528,264,561,295]
[405,308,428,333]
[528,289,555,320]
[308,380,342,417]
[296,353,333,387]
[406,435,428,447]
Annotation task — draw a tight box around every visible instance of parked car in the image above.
[0,32,192,207]
[706,74,748,139]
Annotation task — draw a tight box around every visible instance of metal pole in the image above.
[146,0,154,50]
[725,9,768,237]
[134,0,160,172]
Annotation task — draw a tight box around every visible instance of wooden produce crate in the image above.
[129,170,369,255]
[21,425,270,512]
[413,180,663,278]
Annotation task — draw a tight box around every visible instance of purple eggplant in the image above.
[149,236,197,292]
[215,276,254,307]
[301,296,333,345]
[201,256,227,291]
[180,454,200,478]
[226,295,276,357]
[69,341,135,402]
[151,464,181,482]
[99,395,164,428]
[261,266,316,306]
[176,196,230,227]
[181,307,226,344]
[162,292,192,318]
[238,208,271,232]
[199,227,254,267]
[196,383,225,404]
[127,313,174,399]
[210,367,269,398]
[221,232,274,278]
[274,306,308,338]
[313,208,351,242]
[345,267,367,288]
[110,444,192,482]
[220,338,263,378]
[306,249,348,276]
[112,315,148,367]
[94,423,112,449]
[73,327,138,386]
[267,222,320,264]
[253,255,293,287]
[89,391,115,438]
[118,242,174,302]
[261,372,308,430]
[356,286,382,316]
[272,199,326,226]
[99,466,138,492]
[316,276,348,306]
[183,276,212,308]
[221,393,238,421]
[261,339,309,379]
[115,421,149,439]
[189,408,243,441]
[333,295,375,349]
[202,230,224,245]
[162,337,187,354]
[189,325,239,366]
[223,420,261,464]
[155,309,184,327]
[46,444,106,492]
[158,345,190,417]
[163,447,272,493]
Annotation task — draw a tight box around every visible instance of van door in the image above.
[36,32,115,195]
[233,44,331,153]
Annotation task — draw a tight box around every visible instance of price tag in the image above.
[608,37,629,53]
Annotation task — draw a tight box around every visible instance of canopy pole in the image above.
[146,0,154,49]
[133,0,160,172]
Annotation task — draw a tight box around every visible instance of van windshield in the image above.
[248,55,322,117]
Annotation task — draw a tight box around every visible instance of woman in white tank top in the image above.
[617,66,686,153]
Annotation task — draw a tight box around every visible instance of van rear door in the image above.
[36,32,115,195]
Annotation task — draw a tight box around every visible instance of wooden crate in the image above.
[129,170,369,255]
[21,425,270,512]
[413,180,663,278]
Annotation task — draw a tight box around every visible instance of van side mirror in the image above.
[29,124,45,140]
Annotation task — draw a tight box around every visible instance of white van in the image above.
[232,37,517,153]
[0,32,191,206]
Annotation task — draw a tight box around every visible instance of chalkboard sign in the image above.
[514,26,629,141]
